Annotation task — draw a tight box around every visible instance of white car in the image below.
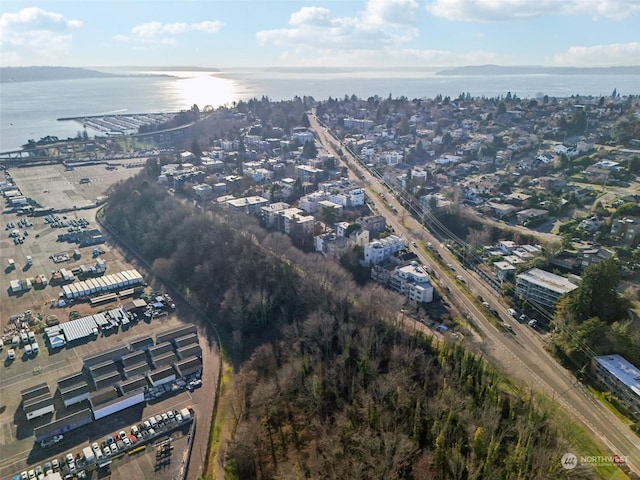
[24,344,32,356]
[507,308,517,317]
[7,349,16,360]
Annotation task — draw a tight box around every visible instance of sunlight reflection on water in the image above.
[158,72,238,109]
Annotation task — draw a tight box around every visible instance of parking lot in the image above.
[1,160,211,480]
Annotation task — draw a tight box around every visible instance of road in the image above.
[309,112,640,477]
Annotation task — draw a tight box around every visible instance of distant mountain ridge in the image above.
[0,66,116,83]
[437,64,640,75]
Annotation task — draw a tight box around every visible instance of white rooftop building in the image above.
[592,355,640,418]
[364,235,406,265]
[390,262,434,304]
[515,268,578,309]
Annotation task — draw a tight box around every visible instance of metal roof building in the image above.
[152,351,178,369]
[156,325,197,345]
[177,344,202,360]
[62,316,99,342]
[83,345,130,368]
[21,383,51,402]
[147,365,176,387]
[60,382,92,407]
[149,342,174,358]
[124,362,151,379]
[118,375,149,395]
[57,372,86,391]
[88,360,119,379]
[121,350,148,367]
[174,356,203,378]
[33,409,93,442]
[173,333,199,349]
[129,336,154,352]
[93,371,123,391]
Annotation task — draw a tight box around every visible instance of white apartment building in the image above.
[364,235,406,265]
[515,268,578,309]
[389,263,434,304]
[592,355,640,418]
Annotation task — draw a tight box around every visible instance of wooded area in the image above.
[104,171,591,479]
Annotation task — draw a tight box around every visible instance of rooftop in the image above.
[594,355,640,398]
[517,268,579,295]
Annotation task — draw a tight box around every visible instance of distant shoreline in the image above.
[436,65,640,76]
[0,66,172,83]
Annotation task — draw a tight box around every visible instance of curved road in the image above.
[309,112,640,477]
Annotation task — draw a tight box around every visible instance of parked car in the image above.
[24,344,32,356]
[7,349,16,360]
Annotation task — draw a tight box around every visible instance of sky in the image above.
[1,0,639,69]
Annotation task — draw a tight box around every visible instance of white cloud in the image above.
[550,42,640,66]
[426,0,640,21]
[117,20,223,44]
[257,0,419,51]
[0,7,82,64]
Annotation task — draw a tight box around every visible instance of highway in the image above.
[308,112,640,477]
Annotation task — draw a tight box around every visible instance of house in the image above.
[193,184,213,198]
[516,208,548,225]
[487,202,518,219]
[515,268,579,309]
[356,215,387,237]
[549,246,612,273]
[493,261,516,282]
[610,217,640,245]
[592,355,640,419]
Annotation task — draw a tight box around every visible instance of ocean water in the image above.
[2,67,639,152]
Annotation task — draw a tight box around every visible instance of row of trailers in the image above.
[61,269,143,301]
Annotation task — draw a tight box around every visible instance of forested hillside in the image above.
[104,169,594,479]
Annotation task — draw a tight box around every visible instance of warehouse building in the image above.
[33,409,93,442]
[156,325,197,345]
[121,350,149,368]
[177,344,202,360]
[91,388,145,421]
[174,356,203,378]
[173,333,198,349]
[124,362,151,379]
[129,336,154,352]
[83,345,130,368]
[147,365,176,387]
[21,383,55,420]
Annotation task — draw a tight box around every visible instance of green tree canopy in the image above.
[566,258,629,323]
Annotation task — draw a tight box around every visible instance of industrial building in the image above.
[33,409,94,442]
[21,383,55,420]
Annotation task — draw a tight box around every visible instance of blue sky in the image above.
[1,0,639,68]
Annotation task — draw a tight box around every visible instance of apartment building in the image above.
[592,355,640,418]
[515,268,578,309]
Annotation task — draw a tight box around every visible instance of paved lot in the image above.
[1,160,220,480]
